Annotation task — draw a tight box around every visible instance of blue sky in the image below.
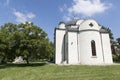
[0,0,119,41]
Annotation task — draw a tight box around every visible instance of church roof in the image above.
[58,19,109,33]
[66,19,78,26]
[99,29,108,33]
[67,27,79,32]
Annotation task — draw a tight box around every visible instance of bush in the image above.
[112,54,120,62]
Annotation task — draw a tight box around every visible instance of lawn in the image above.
[0,63,120,80]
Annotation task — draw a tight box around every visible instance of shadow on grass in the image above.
[0,62,47,69]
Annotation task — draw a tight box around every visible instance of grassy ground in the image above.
[0,63,120,80]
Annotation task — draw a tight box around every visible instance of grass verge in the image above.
[0,63,120,80]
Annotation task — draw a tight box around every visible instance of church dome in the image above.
[76,20,84,26]
[58,22,66,29]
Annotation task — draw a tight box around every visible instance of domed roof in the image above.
[65,19,84,26]
[66,19,78,26]
[58,22,66,29]
[58,19,106,32]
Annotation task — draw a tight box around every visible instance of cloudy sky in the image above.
[0,0,119,41]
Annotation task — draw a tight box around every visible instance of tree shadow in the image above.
[0,62,47,69]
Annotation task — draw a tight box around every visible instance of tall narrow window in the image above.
[91,40,96,56]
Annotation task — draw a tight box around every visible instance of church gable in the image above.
[79,19,101,31]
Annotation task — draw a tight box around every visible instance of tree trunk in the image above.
[26,56,29,64]
[1,57,6,64]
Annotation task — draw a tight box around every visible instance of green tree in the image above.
[0,22,54,64]
[0,23,16,63]
[116,38,120,45]
[116,38,120,54]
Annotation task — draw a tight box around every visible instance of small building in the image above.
[54,19,113,65]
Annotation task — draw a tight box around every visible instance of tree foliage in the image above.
[0,22,54,64]
[116,38,120,45]
[116,38,120,54]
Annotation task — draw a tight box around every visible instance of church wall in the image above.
[79,31,104,65]
[55,29,66,64]
[68,32,79,64]
[101,33,113,64]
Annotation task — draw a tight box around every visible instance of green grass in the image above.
[0,63,120,80]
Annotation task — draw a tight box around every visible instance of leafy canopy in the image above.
[0,22,54,64]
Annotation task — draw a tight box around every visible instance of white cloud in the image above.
[59,4,67,12]
[13,10,36,23]
[61,0,112,21]
[27,13,35,19]
[69,0,112,16]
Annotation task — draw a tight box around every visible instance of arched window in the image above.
[91,40,96,56]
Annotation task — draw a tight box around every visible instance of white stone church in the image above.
[54,19,113,65]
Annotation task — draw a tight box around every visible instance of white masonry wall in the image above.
[68,32,79,64]
[101,33,113,64]
[55,29,66,64]
[78,19,105,65]
[79,31,104,65]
